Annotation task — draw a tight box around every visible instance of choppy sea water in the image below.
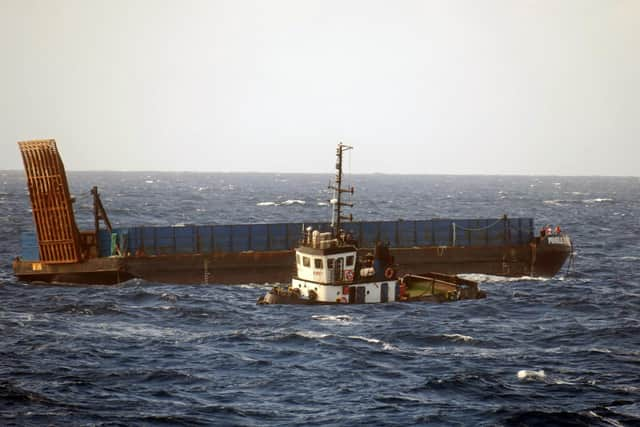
[1,172,639,426]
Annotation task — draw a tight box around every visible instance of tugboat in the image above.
[258,143,486,305]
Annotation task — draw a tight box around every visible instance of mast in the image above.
[91,186,117,255]
[329,142,354,238]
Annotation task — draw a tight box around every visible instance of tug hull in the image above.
[257,272,486,305]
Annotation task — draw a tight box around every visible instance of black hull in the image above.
[13,236,571,286]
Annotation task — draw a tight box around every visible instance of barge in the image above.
[12,140,572,285]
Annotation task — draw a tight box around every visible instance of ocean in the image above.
[1,171,639,426]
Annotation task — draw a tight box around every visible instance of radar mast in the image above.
[329,142,354,239]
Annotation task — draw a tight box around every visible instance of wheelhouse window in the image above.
[314,258,323,269]
[346,255,354,266]
[303,256,310,267]
[327,258,334,269]
[296,254,301,265]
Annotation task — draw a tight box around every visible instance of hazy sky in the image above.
[1,1,638,175]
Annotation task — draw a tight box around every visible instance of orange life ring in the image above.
[384,267,395,279]
[345,270,354,281]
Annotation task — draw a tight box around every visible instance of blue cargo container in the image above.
[83,217,533,258]
[20,231,39,261]
[21,217,534,260]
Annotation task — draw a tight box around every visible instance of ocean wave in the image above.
[517,369,546,381]
[0,381,58,404]
[78,321,187,340]
[295,330,331,339]
[382,342,399,351]
[543,197,615,206]
[348,335,381,344]
[50,303,122,316]
[256,200,306,206]
[238,283,272,289]
[543,199,565,206]
[502,409,625,426]
[2,172,638,425]
[584,198,614,204]
[443,333,474,342]
[458,273,550,283]
[311,314,353,323]
[345,335,398,352]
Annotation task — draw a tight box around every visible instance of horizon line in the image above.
[1,168,638,179]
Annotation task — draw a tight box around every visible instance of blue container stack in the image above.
[92,217,533,257]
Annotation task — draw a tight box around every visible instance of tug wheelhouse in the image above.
[257,142,486,305]
[290,229,399,304]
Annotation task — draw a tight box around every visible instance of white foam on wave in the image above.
[348,335,399,352]
[256,200,306,206]
[584,198,613,203]
[312,314,353,323]
[238,283,271,289]
[317,202,329,206]
[552,377,596,386]
[443,333,474,342]
[589,347,612,354]
[4,312,34,323]
[281,199,306,205]
[348,335,381,344]
[543,197,613,206]
[296,330,330,339]
[88,321,181,339]
[458,273,549,283]
[517,369,546,381]
[382,342,399,352]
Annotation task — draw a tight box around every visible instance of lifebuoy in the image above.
[345,270,354,281]
[384,267,395,279]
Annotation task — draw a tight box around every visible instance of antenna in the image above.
[329,142,354,238]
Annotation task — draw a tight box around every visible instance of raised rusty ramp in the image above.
[18,139,82,264]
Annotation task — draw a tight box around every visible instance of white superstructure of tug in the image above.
[258,142,486,306]
[291,231,398,304]
[287,143,400,304]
